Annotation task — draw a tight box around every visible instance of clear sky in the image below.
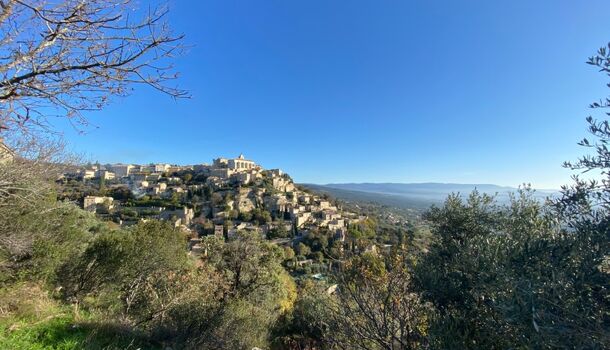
[57,0,610,189]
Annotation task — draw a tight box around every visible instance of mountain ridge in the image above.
[302,182,558,211]
[319,182,557,191]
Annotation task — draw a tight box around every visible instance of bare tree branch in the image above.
[0,0,188,134]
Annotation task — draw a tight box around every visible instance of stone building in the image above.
[0,139,14,164]
[80,169,96,179]
[95,170,115,180]
[228,154,256,172]
[160,207,194,226]
[107,164,133,177]
[154,163,170,172]
[213,157,229,167]
[83,196,114,212]
[231,171,253,185]
[211,168,232,179]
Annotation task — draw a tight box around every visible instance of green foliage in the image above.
[283,246,296,263]
[295,242,311,257]
[107,186,134,201]
[226,209,238,220]
[56,221,189,323]
[410,44,610,349]
[348,217,377,240]
[238,210,253,222]
[267,222,290,239]
[210,231,285,298]
[251,208,272,225]
[0,283,159,350]
[0,197,101,284]
[158,231,295,349]
[273,280,333,349]
[415,189,609,348]
[302,229,330,253]
[4,42,610,349]
[98,176,106,194]
[328,251,431,350]
[125,196,180,209]
[117,207,138,220]
[0,314,160,350]
[182,173,193,183]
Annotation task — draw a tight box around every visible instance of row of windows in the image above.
[234,161,254,169]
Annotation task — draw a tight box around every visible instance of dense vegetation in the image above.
[2,89,609,349]
[0,0,608,346]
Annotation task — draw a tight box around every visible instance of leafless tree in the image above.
[0,134,77,261]
[0,0,187,134]
[329,252,431,350]
[0,134,72,205]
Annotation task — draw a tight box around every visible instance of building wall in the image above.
[228,159,255,171]
[108,164,133,177]
[0,141,14,164]
[82,170,96,179]
[83,196,114,212]
[154,164,170,172]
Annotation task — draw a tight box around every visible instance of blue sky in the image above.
[57,0,610,189]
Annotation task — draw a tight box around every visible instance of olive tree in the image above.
[414,43,610,349]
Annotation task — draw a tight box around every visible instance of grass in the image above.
[1,315,89,350]
[0,283,161,350]
[0,315,162,350]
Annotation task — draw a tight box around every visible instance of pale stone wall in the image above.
[84,196,114,212]
[228,159,255,171]
[213,158,228,167]
[160,207,194,226]
[81,170,96,179]
[96,170,115,180]
[231,172,252,185]
[211,168,232,179]
[108,164,133,177]
[154,163,170,172]
[0,141,14,164]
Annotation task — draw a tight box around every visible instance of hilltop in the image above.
[57,154,374,257]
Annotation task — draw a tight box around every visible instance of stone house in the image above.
[107,164,133,177]
[83,196,114,212]
[228,154,256,172]
[154,163,170,172]
[160,207,194,226]
[96,170,115,180]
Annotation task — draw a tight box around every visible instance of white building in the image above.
[96,170,115,180]
[107,164,133,177]
[228,154,256,172]
[81,169,96,179]
[154,163,170,172]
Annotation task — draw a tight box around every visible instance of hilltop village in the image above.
[59,154,372,260]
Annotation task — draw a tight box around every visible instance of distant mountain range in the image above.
[302,183,558,210]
